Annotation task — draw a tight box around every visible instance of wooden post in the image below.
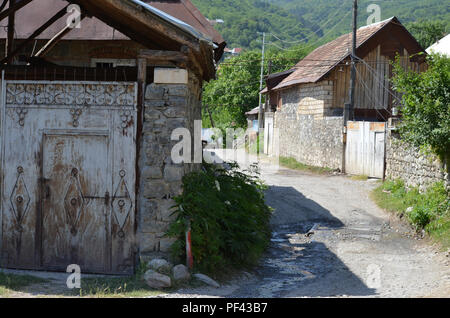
[1,5,69,65]
[6,0,16,58]
[343,0,358,174]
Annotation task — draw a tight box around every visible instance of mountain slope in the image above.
[270,0,450,41]
[191,0,320,50]
[192,0,449,51]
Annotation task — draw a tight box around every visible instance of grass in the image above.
[73,263,166,298]
[371,180,450,250]
[279,156,333,175]
[350,175,369,181]
[0,271,49,296]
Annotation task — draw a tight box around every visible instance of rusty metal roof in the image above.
[0,0,129,40]
[147,0,225,45]
[260,68,294,94]
[0,0,224,45]
[274,17,399,90]
[245,106,260,116]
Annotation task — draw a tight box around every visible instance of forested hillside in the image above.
[192,0,449,50]
[191,0,320,50]
[270,0,449,41]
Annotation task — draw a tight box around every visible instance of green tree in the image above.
[392,54,450,163]
[408,20,447,49]
[202,45,309,129]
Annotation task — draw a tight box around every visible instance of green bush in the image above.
[166,162,272,275]
[373,180,449,231]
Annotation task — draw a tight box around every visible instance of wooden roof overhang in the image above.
[70,0,216,80]
[1,0,217,81]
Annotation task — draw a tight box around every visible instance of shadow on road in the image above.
[235,185,377,297]
[266,186,345,228]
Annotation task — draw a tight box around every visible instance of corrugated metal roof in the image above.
[274,17,397,90]
[245,106,260,116]
[0,0,224,45]
[146,0,224,45]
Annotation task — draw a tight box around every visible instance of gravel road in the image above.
[167,163,450,298]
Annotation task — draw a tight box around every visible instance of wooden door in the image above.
[41,133,110,273]
[346,121,386,178]
[0,80,137,274]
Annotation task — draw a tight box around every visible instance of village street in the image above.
[167,163,450,298]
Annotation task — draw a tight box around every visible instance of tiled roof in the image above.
[274,17,396,90]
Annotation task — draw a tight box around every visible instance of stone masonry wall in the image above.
[385,130,448,191]
[275,82,343,170]
[138,71,202,260]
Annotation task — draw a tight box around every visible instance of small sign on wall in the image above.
[154,68,188,84]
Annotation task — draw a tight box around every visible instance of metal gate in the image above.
[345,121,386,179]
[0,78,137,274]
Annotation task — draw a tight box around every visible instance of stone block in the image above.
[164,165,184,182]
[154,68,188,84]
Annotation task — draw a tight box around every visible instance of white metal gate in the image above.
[345,121,386,178]
[0,79,137,274]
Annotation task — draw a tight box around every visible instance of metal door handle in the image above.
[45,185,50,199]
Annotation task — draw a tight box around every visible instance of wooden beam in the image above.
[1,5,69,64]
[34,13,86,58]
[0,0,33,22]
[138,49,188,67]
[5,0,16,57]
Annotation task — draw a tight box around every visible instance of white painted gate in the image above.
[345,121,386,178]
[0,79,138,274]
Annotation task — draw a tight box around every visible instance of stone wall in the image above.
[274,82,343,170]
[138,71,202,260]
[385,130,448,191]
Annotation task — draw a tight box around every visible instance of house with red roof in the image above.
[262,17,426,175]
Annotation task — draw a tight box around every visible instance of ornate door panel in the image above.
[0,80,137,274]
[41,133,110,273]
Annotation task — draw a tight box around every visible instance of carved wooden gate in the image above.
[0,79,137,274]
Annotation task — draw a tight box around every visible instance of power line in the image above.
[268,0,353,45]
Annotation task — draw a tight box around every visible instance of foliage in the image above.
[271,0,449,44]
[372,180,450,249]
[166,162,272,275]
[392,54,450,161]
[192,0,318,50]
[192,0,449,51]
[202,46,309,129]
[407,20,447,49]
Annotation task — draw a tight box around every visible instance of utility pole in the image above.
[343,0,358,173]
[346,0,358,124]
[257,32,266,131]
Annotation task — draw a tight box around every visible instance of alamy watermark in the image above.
[66,264,81,289]
[367,2,382,25]
[66,4,82,29]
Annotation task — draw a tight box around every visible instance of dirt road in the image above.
[2,164,449,298]
[169,164,450,298]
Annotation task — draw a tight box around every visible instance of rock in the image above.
[406,207,414,213]
[148,259,172,273]
[173,264,191,282]
[144,270,172,289]
[193,273,220,288]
